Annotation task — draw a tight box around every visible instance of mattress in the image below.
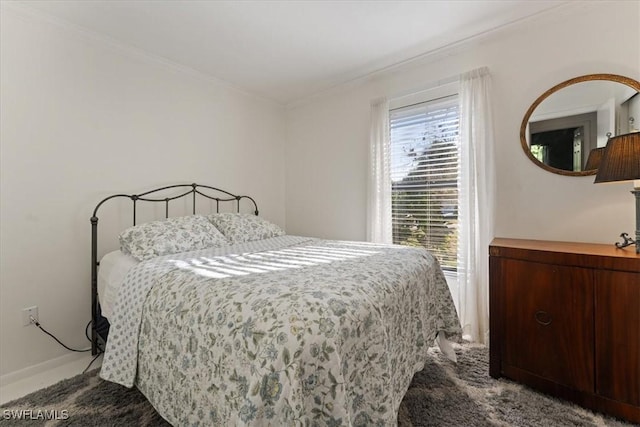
[96,250,138,319]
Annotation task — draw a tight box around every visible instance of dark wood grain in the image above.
[502,260,594,392]
[489,238,640,424]
[489,256,503,379]
[490,238,640,273]
[595,271,640,407]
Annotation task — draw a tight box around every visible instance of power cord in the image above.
[85,320,91,342]
[83,321,106,374]
[83,351,103,374]
[30,315,91,353]
[30,316,106,374]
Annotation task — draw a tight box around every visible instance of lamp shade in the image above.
[585,147,605,170]
[594,132,640,183]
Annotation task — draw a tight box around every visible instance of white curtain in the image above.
[457,67,496,344]
[367,97,392,244]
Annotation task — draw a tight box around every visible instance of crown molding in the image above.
[0,1,284,108]
[285,1,578,110]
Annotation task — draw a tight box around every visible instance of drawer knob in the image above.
[534,310,553,326]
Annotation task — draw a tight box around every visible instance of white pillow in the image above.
[207,213,284,244]
[119,215,230,261]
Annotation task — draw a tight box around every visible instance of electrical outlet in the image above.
[22,306,38,326]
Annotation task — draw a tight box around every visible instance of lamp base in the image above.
[614,190,640,254]
[616,188,640,254]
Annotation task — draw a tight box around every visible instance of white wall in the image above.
[285,1,640,244]
[0,6,286,377]
[2,0,638,382]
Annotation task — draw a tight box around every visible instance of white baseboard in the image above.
[0,352,102,405]
[0,352,88,387]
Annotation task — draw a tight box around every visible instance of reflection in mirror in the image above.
[520,74,640,176]
[584,146,605,170]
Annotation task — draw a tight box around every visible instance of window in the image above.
[389,95,459,271]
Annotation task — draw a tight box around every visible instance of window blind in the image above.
[389,95,459,271]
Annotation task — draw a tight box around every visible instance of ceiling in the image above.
[14,0,568,105]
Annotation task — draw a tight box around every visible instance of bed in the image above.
[91,183,461,426]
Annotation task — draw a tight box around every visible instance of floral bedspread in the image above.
[100,236,461,426]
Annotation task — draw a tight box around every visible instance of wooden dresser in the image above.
[489,238,640,424]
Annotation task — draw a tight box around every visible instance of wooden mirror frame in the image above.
[520,73,640,176]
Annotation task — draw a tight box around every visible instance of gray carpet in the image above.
[1,344,635,426]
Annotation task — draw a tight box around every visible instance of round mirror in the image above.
[520,74,640,176]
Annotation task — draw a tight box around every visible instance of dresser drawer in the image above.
[502,259,594,392]
[595,271,640,406]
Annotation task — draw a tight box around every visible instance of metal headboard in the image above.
[89,183,259,355]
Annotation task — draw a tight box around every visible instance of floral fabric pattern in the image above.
[207,213,284,244]
[119,215,229,261]
[101,236,461,426]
